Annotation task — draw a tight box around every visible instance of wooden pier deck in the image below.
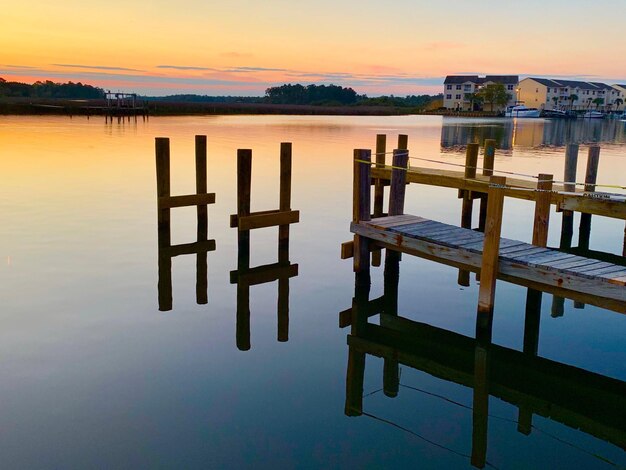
[352,215,626,308]
[349,143,626,313]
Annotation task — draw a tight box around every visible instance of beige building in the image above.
[443,75,518,111]
[518,78,624,111]
[612,84,626,111]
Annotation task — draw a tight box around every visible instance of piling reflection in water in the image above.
[341,250,626,468]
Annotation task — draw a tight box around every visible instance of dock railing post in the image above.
[279,142,293,257]
[459,143,479,286]
[532,173,553,247]
[477,176,506,317]
[578,145,600,251]
[560,143,579,248]
[388,149,409,216]
[373,134,387,218]
[478,139,496,232]
[353,149,372,273]
[155,137,171,235]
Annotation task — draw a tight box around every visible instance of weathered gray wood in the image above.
[373,134,387,218]
[354,149,371,273]
[461,143,479,229]
[478,139,497,232]
[560,144,579,248]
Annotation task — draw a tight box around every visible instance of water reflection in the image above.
[342,251,626,468]
[441,118,626,151]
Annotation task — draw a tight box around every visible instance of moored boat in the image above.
[505,105,541,118]
[583,110,605,119]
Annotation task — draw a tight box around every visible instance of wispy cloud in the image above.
[224,66,291,73]
[157,65,217,71]
[52,63,143,72]
[2,64,38,69]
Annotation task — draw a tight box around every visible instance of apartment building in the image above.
[443,75,518,111]
[612,84,626,111]
[518,78,624,111]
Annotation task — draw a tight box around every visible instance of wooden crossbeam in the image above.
[230,209,299,230]
[159,193,216,209]
[230,262,298,286]
[167,239,216,257]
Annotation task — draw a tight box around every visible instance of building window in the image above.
[455,94,462,100]
[464,84,471,91]
[547,88,550,93]
[446,85,452,90]
[446,94,452,100]
[456,85,462,90]
[507,84,514,90]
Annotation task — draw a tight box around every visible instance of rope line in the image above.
[354,159,626,196]
[359,152,626,191]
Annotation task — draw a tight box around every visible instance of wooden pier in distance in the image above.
[348,140,626,313]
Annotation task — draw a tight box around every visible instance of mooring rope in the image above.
[354,159,626,194]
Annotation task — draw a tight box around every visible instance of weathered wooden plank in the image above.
[237,210,300,231]
[351,221,626,304]
[391,220,441,234]
[584,266,626,277]
[506,247,551,260]
[436,231,485,245]
[523,252,577,266]
[599,269,626,280]
[548,257,596,269]
[367,214,425,228]
[160,193,216,209]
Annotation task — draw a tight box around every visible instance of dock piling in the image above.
[578,145,600,250]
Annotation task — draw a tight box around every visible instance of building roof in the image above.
[444,75,479,84]
[444,75,519,85]
[612,84,626,89]
[526,77,613,91]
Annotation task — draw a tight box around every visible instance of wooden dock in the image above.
[348,141,626,313]
[353,215,626,309]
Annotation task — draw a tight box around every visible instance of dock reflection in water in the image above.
[441,117,626,152]
[341,251,626,469]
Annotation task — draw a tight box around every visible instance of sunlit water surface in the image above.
[0,115,625,469]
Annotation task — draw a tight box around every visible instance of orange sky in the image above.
[2,0,625,96]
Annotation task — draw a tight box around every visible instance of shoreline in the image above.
[0,98,502,118]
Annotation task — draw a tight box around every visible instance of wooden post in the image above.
[236,149,252,351]
[381,250,401,398]
[157,232,172,312]
[373,134,387,218]
[532,174,553,247]
[517,287,543,435]
[459,143,480,287]
[559,143,579,248]
[397,134,408,151]
[477,176,506,315]
[353,149,372,273]
[471,345,489,469]
[578,145,600,251]
[460,143,479,228]
[155,137,171,233]
[553,144,578,316]
[478,139,496,232]
[279,143,292,256]
[388,149,409,216]
[195,135,208,305]
[345,348,366,417]
[277,242,290,342]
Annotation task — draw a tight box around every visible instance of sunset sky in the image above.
[2,0,625,96]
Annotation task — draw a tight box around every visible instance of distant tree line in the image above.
[1,77,442,109]
[0,78,105,99]
[264,83,441,108]
[143,94,263,103]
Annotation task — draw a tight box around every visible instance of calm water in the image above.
[0,115,625,469]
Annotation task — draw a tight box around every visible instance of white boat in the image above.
[583,110,605,119]
[505,105,541,118]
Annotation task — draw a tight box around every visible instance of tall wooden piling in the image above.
[578,146,600,250]
[477,176,506,316]
[382,250,401,398]
[195,135,208,305]
[560,143,579,248]
[279,143,293,255]
[373,134,387,218]
[155,138,171,233]
[353,149,372,273]
[459,143,480,286]
[532,174,554,247]
[478,139,496,232]
[388,149,409,216]
[236,149,252,351]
